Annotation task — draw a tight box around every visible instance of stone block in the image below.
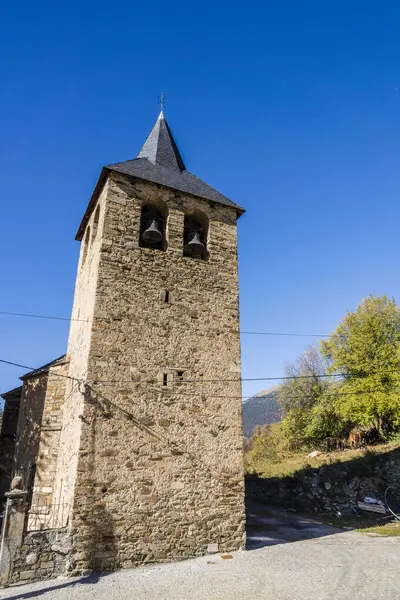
[171,481,185,490]
[26,552,38,566]
[20,570,36,580]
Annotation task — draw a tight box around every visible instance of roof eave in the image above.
[75,168,110,241]
[20,355,68,381]
[1,386,23,401]
[110,167,246,216]
[76,165,245,242]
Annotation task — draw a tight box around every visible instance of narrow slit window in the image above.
[165,290,170,303]
[163,373,168,386]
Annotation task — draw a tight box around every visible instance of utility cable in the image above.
[0,310,334,337]
[3,358,400,386]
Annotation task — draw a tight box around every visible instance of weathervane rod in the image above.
[158,91,166,113]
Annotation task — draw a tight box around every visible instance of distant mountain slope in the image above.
[242,386,281,437]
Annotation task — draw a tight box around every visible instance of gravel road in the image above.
[1,505,399,600]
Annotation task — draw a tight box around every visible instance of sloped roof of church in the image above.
[1,386,22,401]
[76,111,244,240]
[19,355,67,381]
[1,356,67,400]
[136,111,186,171]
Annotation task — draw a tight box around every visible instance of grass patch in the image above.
[245,435,400,479]
[359,523,400,536]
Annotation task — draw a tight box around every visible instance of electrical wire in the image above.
[3,358,400,387]
[0,309,335,337]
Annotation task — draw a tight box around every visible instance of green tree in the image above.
[321,295,400,435]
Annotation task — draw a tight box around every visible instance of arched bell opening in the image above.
[92,205,100,242]
[139,203,168,251]
[81,225,91,267]
[183,210,209,261]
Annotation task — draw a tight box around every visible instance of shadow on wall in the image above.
[69,384,118,574]
[87,504,117,572]
[13,376,48,492]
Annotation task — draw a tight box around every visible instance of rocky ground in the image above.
[1,503,399,600]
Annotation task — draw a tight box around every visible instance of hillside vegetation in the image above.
[245,424,400,479]
[245,430,400,524]
[242,386,281,438]
[278,296,400,450]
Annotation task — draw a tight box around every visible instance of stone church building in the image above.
[0,109,246,584]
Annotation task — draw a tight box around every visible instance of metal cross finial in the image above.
[158,91,166,113]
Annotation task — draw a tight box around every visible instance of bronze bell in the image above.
[184,231,205,255]
[141,219,162,244]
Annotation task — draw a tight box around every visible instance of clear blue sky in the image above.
[1,1,400,399]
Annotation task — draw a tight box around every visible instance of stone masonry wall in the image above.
[0,390,21,506]
[28,361,69,528]
[9,529,71,584]
[13,375,48,490]
[66,173,245,574]
[52,183,107,525]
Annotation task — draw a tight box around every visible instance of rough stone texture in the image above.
[13,375,47,489]
[246,444,400,516]
[0,388,21,507]
[8,529,70,584]
[52,184,107,527]
[10,362,67,493]
[58,172,245,574]
[0,493,27,585]
[2,524,400,600]
[0,362,71,585]
[29,361,69,512]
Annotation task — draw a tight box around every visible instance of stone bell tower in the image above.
[54,108,246,573]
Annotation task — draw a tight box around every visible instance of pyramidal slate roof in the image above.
[76,111,244,240]
[136,111,186,171]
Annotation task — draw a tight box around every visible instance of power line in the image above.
[240,330,329,338]
[0,310,87,323]
[0,359,36,370]
[9,384,400,412]
[0,359,80,384]
[3,358,400,389]
[88,370,400,385]
[90,382,400,401]
[2,355,399,405]
[0,310,334,337]
[93,373,338,385]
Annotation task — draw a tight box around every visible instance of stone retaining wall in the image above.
[246,446,400,516]
[9,529,71,584]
